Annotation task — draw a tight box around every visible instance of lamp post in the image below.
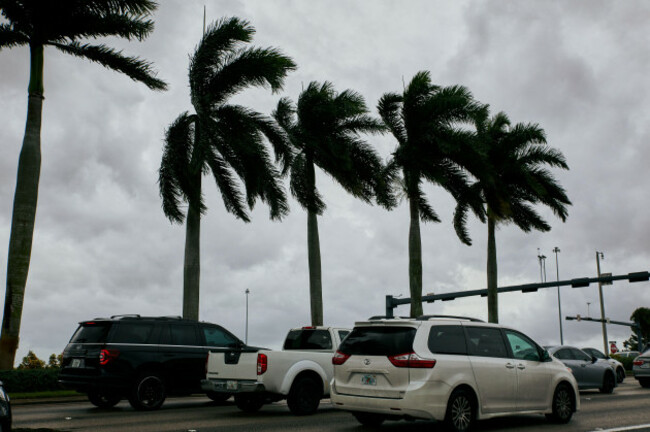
[596,251,608,354]
[587,302,591,317]
[553,247,563,345]
[537,249,547,283]
[245,289,250,344]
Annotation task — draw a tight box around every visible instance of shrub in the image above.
[0,368,63,393]
[611,354,635,371]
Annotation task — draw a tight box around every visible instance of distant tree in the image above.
[378,71,482,317]
[159,17,296,321]
[273,81,392,325]
[454,107,571,323]
[47,353,62,369]
[0,0,167,370]
[624,307,650,351]
[17,350,45,370]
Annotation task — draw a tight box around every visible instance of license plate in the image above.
[641,363,649,369]
[361,374,376,386]
[71,358,83,368]
[226,380,239,390]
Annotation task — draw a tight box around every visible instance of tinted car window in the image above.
[203,326,238,347]
[572,348,592,362]
[70,322,111,343]
[284,329,332,350]
[554,348,574,360]
[583,348,606,359]
[338,326,416,356]
[466,327,508,358]
[338,330,350,342]
[428,325,467,355]
[169,324,199,346]
[505,331,541,361]
[111,323,155,344]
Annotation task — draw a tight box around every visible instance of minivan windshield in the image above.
[70,322,112,343]
[338,326,416,356]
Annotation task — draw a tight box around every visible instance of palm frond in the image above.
[0,23,28,49]
[203,147,250,222]
[51,12,154,42]
[50,41,167,90]
[289,153,325,214]
[377,92,407,145]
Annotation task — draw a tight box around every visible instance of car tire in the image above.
[287,376,322,416]
[128,372,166,410]
[352,411,385,427]
[87,390,121,408]
[444,388,475,432]
[616,367,625,383]
[234,394,264,412]
[546,382,574,424]
[206,391,232,403]
[639,378,650,388]
[599,371,615,394]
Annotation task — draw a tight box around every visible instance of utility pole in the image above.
[245,288,250,344]
[553,247,563,345]
[596,251,608,355]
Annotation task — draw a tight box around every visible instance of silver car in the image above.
[632,349,650,388]
[582,347,626,383]
[547,346,616,393]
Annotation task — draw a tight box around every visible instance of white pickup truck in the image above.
[202,326,350,415]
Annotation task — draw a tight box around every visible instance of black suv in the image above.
[59,315,244,410]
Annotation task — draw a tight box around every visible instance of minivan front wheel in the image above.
[546,382,574,423]
[445,388,475,432]
[128,372,166,410]
[88,390,121,408]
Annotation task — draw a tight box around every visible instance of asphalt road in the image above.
[12,380,650,432]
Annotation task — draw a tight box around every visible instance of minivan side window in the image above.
[203,326,239,347]
[504,330,541,361]
[466,327,508,358]
[428,325,467,355]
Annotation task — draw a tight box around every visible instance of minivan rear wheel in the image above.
[128,372,166,410]
[445,388,475,432]
[352,411,385,427]
[88,390,121,408]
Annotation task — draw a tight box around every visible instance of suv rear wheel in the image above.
[445,388,475,432]
[287,376,322,415]
[87,390,121,408]
[128,372,166,410]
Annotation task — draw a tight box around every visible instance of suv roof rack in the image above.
[367,315,410,320]
[416,314,484,322]
[110,314,141,319]
[105,315,184,321]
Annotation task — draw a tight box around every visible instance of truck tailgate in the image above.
[206,349,260,381]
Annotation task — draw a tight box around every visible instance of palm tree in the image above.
[454,107,571,323]
[158,17,296,322]
[378,71,483,318]
[273,81,391,326]
[0,0,167,369]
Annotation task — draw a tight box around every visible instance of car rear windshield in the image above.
[283,329,332,350]
[70,322,112,343]
[338,326,416,356]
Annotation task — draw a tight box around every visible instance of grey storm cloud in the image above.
[1,0,649,362]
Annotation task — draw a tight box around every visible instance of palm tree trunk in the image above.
[0,44,44,370]
[183,194,201,321]
[408,197,423,318]
[487,212,498,323]
[307,210,323,326]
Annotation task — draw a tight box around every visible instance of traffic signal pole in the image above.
[565,315,644,352]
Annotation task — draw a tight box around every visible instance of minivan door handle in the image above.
[505,363,515,369]
[517,364,526,370]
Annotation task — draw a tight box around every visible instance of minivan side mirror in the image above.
[542,350,552,362]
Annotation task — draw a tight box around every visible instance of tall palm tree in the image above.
[159,17,296,322]
[378,71,483,318]
[454,107,571,323]
[0,0,167,369]
[273,81,392,326]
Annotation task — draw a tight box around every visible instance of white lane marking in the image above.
[590,424,650,432]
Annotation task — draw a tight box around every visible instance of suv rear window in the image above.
[428,325,467,355]
[338,326,416,356]
[70,322,112,343]
[284,329,332,350]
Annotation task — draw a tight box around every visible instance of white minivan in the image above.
[330,316,579,432]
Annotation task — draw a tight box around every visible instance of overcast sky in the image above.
[1,0,649,364]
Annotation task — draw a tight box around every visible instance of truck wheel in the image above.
[206,391,231,403]
[128,372,166,410]
[287,376,321,416]
[88,390,121,408]
[234,394,264,412]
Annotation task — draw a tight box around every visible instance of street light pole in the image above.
[596,251,608,355]
[537,249,547,283]
[553,247,563,345]
[245,288,250,344]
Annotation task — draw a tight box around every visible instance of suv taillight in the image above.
[257,353,268,375]
[332,351,350,365]
[99,349,119,366]
[388,352,436,368]
[634,359,644,366]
